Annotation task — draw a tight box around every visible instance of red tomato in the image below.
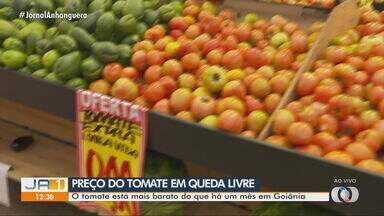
[146,50,165,66]
[233,23,251,42]
[286,101,303,113]
[313,132,340,153]
[202,38,221,55]
[103,63,123,83]
[287,122,314,146]
[345,142,375,162]
[367,86,384,104]
[360,110,381,129]
[221,49,244,69]
[296,72,319,96]
[291,32,308,53]
[243,48,269,69]
[144,65,162,84]
[159,76,177,97]
[121,67,138,80]
[273,109,296,135]
[170,16,189,31]
[264,93,281,113]
[372,43,384,56]
[300,95,315,106]
[356,129,383,151]
[325,46,348,64]
[346,56,365,70]
[371,69,384,86]
[364,56,384,74]
[328,94,353,120]
[181,53,201,71]
[144,81,166,103]
[318,114,339,134]
[338,136,353,150]
[298,106,320,128]
[221,35,238,52]
[353,71,369,85]
[379,100,384,117]
[347,84,365,98]
[162,59,183,78]
[274,49,294,70]
[314,67,334,80]
[131,50,148,71]
[310,102,329,116]
[297,145,324,157]
[340,115,363,136]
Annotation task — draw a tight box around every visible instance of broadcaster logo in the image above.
[331,186,359,203]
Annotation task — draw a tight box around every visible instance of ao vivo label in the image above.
[76,90,148,216]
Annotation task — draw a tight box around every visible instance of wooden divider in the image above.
[258,0,360,140]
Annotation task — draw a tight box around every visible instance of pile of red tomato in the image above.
[88,1,384,174]
[89,0,311,136]
[267,6,384,174]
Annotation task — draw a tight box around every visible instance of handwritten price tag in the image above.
[76,90,148,216]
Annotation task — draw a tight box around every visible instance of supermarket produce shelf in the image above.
[1,68,384,215]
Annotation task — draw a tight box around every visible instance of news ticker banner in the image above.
[75,90,148,216]
[21,177,330,202]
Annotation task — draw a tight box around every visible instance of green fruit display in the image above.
[17,21,47,40]
[1,50,27,69]
[65,77,87,89]
[121,34,140,46]
[143,0,160,9]
[92,41,119,63]
[112,1,125,17]
[88,0,112,13]
[34,0,54,12]
[12,18,27,29]
[143,9,159,26]
[118,14,137,35]
[26,54,43,70]
[117,44,132,65]
[64,0,86,13]
[136,22,149,37]
[44,72,64,84]
[42,49,60,69]
[95,12,117,41]
[53,51,82,81]
[31,68,49,78]
[45,27,60,39]
[26,31,44,54]
[0,19,17,42]
[81,56,102,82]
[11,0,30,13]
[57,20,75,34]
[2,37,25,51]
[17,66,33,75]
[69,27,96,51]
[0,0,11,8]
[35,39,52,55]
[52,35,78,54]
[122,0,144,18]
[78,10,103,32]
[159,3,181,22]
[0,7,14,20]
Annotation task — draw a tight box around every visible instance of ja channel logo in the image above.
[331,178,359,203]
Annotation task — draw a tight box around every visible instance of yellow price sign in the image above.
[75,90,148,216]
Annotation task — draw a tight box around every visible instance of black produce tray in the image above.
[1,68,384,215]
